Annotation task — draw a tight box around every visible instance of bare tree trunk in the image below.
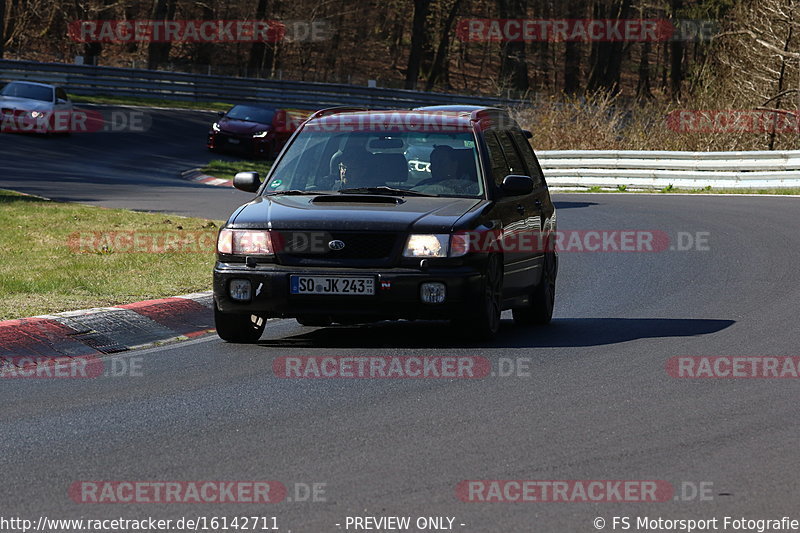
[0,0,6,58]
[588,0,631,94]
[83,0,114,66]
[768,26,793,150]
[563,0,582,94]
[195,2,215,73]
[636,40,653,100]
[497,0,528,94]
[4,0,19,50]
[669,0,683,100]
[405,0,431,90]
[426,0,462,91]
[248,0,276,77]
[147,0,176,70]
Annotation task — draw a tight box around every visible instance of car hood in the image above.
[230,194,487,232]
[218,118,269,135]
[0,96,53,112]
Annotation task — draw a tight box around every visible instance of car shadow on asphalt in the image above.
[255,317,735,349]
[552,201,599,210]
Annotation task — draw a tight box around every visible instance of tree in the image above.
[0,0,5,58]
[147,0,177,70]
[711,0,800,149]
[563,0,584,94]
[248,0,277,77]
[670,0,684,100]
[405,0,432,90]
[426,0,463,90]
[587,0,632,94]
[497,0,528,94]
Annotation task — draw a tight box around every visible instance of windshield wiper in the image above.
[337,186,434,197]
[265,189,328,196]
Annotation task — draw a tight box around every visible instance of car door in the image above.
[496,129,546,294]
[509,128,555,251]
[481,130,530,298]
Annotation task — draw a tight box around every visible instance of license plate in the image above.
[227,138,240,144]
[290,275,375,296]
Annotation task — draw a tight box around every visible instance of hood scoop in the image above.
[311,195,404,205]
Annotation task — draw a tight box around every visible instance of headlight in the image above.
[212,122,221,132]
[252,130,270,138]
[30,111,44,119]
[403,233,472,258]
[403,234,449,258]
[217,229,275,255]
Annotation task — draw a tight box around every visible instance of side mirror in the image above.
[233,171,262,193]
[522,130,533,139]
[501,175,534,196]
[217,110,226,117]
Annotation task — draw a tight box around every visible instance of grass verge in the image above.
[69,93,232,112]
[202,159,273,181]
[0,190,222,320]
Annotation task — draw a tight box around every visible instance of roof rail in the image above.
[307,106,369,120]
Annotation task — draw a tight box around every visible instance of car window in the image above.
[509,130,545,188]
[0,82,54,102]
[55,88,69,102]
[497,130,526,175]
[226,105,275,124]
[482,131,511,187]
[264,129,483,198]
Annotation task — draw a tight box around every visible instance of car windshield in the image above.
[264,129,483,198]
[0,82,54,102]
[225,105,275,124]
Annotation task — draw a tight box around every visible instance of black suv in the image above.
[213,105,557,341]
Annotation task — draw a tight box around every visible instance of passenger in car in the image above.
[424,145,479,195]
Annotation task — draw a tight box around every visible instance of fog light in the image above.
[420,282,446,304]
[229,279,252,301]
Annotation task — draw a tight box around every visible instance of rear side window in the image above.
[496,130,526,175]
[509,130,545,188]
[482,132,510,187]
[55,88,68,102]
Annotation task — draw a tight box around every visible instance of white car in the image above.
[0,81,74,134]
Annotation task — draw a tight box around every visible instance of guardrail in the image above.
[537,150,800,189]
[0,59,525,109]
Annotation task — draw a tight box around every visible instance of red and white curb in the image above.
[0,292,215,371]
[180,168,233,187]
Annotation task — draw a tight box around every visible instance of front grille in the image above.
[276,231,400,266]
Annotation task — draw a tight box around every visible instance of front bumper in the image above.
[207,132,274,157]
[213,262,485,320]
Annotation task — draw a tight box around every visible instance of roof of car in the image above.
[230,103,277,110]
[304,106,509,131]
[3,80,57,89]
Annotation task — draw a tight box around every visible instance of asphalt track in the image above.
[0,105,251,219]
[2,107,800,532]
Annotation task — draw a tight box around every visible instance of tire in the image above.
[214,305,267,343]
[513,249,557,326]
[457,254,503,340]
